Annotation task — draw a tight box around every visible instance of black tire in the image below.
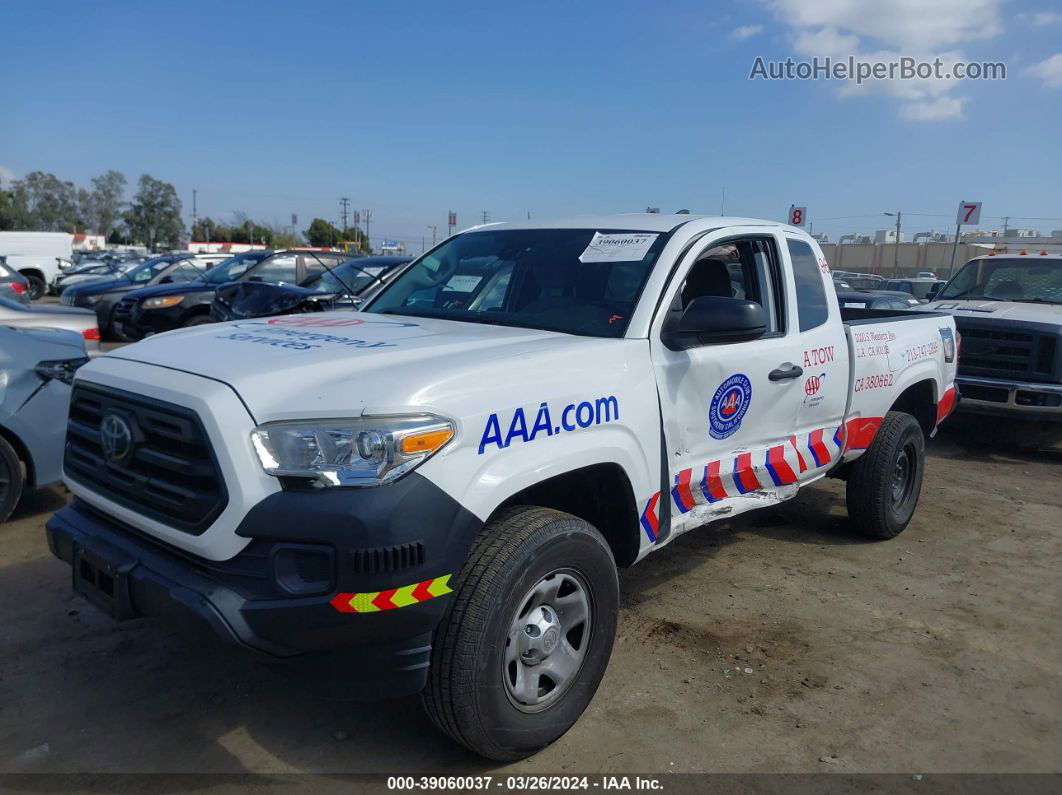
[846,411,925,539]
[182,315,213,327]
[0,436,25,524]
[422,506,618,761]
[24,275,46,300]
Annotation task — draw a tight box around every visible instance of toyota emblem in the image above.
[100,413,134,462]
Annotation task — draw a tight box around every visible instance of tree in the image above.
[304,218,343,247]
[89,170,127,238]
[124,174,184,250]
[11,171,79,231]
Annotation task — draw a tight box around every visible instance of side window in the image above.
[674,238,783,335]
[250,255,298,285]
[787,239,829,332]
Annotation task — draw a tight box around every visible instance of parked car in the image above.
[834,272,887,291]
[115,249,350,340]
[0,231,73,299]
[835,290,921,310]
[927,251,1062,423]
[53,258,142,295]
[0,296,101,353]
[0,259,32,306]
[0,326,88,522]
[60,254,215,338]
[210,255,412,322]
[884,278,946,302]
[49,214,958,760]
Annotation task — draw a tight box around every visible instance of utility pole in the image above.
[363,209,372,251]
[1002,216,1009,236]
[340,197,350,238]
[481,210,490,225]
[428,225,437,246]
[192,189,197,241]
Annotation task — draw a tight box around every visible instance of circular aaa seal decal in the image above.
[709,373,752,440]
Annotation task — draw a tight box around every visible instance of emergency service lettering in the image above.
[479,397,620,454]
[803,345,835,368]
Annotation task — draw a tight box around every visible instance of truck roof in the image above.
[469,214,797,234]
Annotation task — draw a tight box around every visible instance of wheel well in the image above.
[496,463,641,567]
[890,379,937,436]
[18,268,44,281]
[0,426,35,488]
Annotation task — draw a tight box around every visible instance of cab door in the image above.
[644,229,834,546]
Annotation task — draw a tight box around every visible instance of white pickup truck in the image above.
[47,215,958,760]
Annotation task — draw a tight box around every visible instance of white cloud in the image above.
[765,0,1003,121]
[1024,11,1062,26]
[902,96,967,121]
[1026,53,1062,88]
[769,0,1001,51]
[730,24,764,41]
[0,165,15,185]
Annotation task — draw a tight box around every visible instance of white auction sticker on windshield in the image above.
[443,274,483,292]
[578,232,658,263]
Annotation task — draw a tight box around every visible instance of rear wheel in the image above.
[23,274,46,300]
[0,437,25,523]
[846,411,925,539]
[422,506,618,761]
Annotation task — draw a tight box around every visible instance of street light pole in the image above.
[885,211,902,277]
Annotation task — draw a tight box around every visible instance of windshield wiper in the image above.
[1006,297,1061,305]
[300,251,362,303]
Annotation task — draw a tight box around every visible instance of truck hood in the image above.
[94,312,592,421]
[926,299,1062,323]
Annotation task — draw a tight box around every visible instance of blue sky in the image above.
[2,0,1061,247]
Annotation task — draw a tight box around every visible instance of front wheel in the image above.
[846,411,925,539]
[422,506,618,761]
[0,436,25,523]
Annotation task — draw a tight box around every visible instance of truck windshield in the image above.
[940,258,1062,303]
[362,228,670,337]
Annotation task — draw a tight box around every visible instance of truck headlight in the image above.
[143,295,183,309]
[251,415,455,487]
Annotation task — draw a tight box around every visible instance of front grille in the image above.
[955,318,1062,384]
[113,296,137,322]
[65,384,228,535]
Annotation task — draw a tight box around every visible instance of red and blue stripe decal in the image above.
[671,468,696,514]
[733,452,761,494]
[701,460,727,503]
[807,428,831,468]
[765,444,798,486]
[640,492,661,541]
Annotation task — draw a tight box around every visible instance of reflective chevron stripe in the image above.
[330,574,453,614]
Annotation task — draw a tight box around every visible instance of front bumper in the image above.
[956,375,1062,420]
[46,472,483,697]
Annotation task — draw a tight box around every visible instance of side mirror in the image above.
[927,283,943,300]
[663,296,767,350]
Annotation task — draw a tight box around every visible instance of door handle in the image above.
[768,363,803,381]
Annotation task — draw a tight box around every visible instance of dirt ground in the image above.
[0,419,1059,777]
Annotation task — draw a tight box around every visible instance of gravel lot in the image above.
[0,419,1059,776]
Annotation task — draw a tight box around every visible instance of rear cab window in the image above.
[787,239,830,331]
